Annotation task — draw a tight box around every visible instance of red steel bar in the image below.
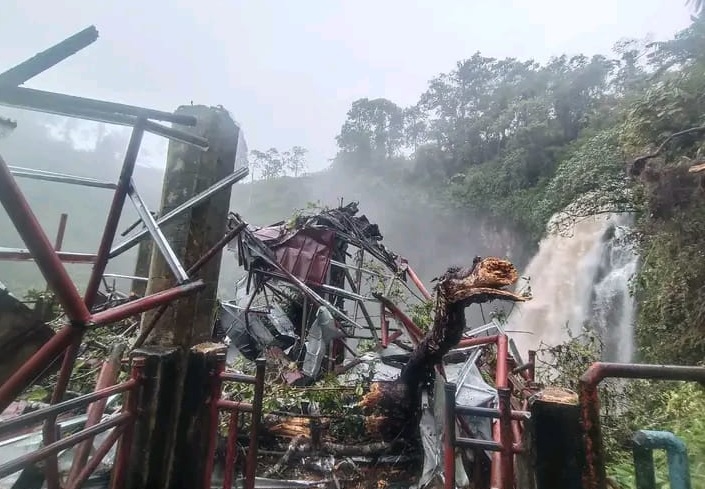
[580,362,705,489]
[90,279,205,326]
[223,409,240,489]
[203,353,227,489]
[220,371,257,384]
[0,379,137,439]
[65,424,125,489]
[44,337,83,489]
[456,334,501,350]
[217,399,253,413]
[84,119,145,309]
[110,357,144,489]
[68,346,124,483]
[0,154,91,322]
[245,358,266,489]
[403,261,432,301]
[490,334,510,489]
[454,405,530,421]
[133,223,247,349]
[444,382,457,489]
[378,299,424,344]
[54,213,68,251]
[498,387,514,489]
[0,248,97,263]
[0,412,131,479]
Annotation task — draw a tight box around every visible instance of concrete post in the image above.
[126,105,239,489]
[131,239,152,296]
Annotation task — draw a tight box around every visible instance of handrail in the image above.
[0,412,131,478]
[579,362,705,489]
[204,357,266,489]
[0,379,136,438]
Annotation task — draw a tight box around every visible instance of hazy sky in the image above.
[0,1,694,171]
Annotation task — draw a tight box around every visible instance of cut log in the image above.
[526,387,582,489]
[362,257,527,441]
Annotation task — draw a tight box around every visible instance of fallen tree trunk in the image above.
[362,257,527,441]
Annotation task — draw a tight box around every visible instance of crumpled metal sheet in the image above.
[302,307,344,378]
[414,392,440,489]
[222,301,299,362]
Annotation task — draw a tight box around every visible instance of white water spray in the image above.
[507,213,638,362]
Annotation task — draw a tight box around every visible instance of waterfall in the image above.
[507,213,638,362]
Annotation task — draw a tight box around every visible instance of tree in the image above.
[250,148,284,180]
[403,105,427,153]
[283,146,307,176]
[335,98,404,167]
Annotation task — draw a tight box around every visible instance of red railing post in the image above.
[110,356,145,489]
[203,352,226,489]
[579,362,705,489]
[244,358,266,489]
[527,350,536,383]
[444,382,457,489]
[223,408,240,489]
[498,387,514,489]
[84,119,146,309]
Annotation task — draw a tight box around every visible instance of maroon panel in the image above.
[269,228,335,286]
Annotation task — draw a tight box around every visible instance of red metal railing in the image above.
[579,362,705,489]
[204,356,266,489]
[0,141,209,415]
[442,334,533,489]
[0,357,144,489]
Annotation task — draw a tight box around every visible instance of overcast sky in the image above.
[0,1,694,171]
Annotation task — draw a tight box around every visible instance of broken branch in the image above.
[631,125,705,175]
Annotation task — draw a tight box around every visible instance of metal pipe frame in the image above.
[0,379,137,438]
[0,26,99,87]
[9,165,117,189]
[132,222,247,349]
[0,355,142,488]
[400,259,432,301]
[203,353,226,489]
[110,357,144,489]
[204,355,266,489]
[84,119,145,309]
[0,412,131,479]
[127,179,188,282]
[443,333,517,489]
[0,86,198,126]
[65,424,125,489]
[109,167,249,258]
[67,346,124,483]
[632,430,691,489]
[223,407,240,489]
[0,153,91,322]
[0,247,97,263]
[374,294,424,344]
[579,362,705,489]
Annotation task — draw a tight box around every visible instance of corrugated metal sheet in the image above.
[270,228,336,286]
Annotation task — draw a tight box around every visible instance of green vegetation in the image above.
[540,328,705,488]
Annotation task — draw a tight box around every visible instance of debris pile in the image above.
[211,203,536,488]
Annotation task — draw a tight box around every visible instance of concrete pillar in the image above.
[126,105,239,489]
